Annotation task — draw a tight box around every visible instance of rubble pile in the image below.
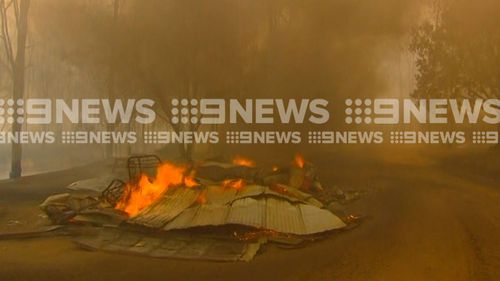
[39,154,354,261]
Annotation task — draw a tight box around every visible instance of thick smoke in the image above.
[1,0,426,176]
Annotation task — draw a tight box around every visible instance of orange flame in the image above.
[197,190,207,205]
[294,153,305,168]
[222,178,245,190]
[232,156,256,167]
[184,170,199,188]
[116,162,197,216]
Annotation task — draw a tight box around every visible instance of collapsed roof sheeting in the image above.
[74,227,262,262]
[195,162,260,182]
[128,188,200,228]
[204,184,323,208]
[163,197,345,235]
[127,185,345,235]
[38,156,353,262]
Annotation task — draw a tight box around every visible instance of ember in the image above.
[233,229,280,241]
[197,190,207,205]
[232,156,256,167]
[222,178,245,190]
[294,153,305,168]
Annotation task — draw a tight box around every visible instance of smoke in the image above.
[32,0,423,101]
[4,0,426,171]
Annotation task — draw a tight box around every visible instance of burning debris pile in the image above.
[40,154,352,261]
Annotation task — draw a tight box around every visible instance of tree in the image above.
[105,0,121,159]
[410,0,500,100]
[0,0,31,179]
[34,0,423,161]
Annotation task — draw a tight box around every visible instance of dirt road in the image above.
[0,147,499,281]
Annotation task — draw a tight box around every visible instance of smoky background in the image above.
[1,0,498,178]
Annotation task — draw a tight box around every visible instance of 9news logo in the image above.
[344,98,500,124]
[0,98,330,125]
[169,98,330,125]
[0,99,26,124]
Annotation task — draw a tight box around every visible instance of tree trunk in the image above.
[9,0,30,179]
[105,0,120,159]
[185,143,193,162]
[496,123,500,151]
[178,143,188,161]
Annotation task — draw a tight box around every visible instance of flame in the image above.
[272,165,279,172]
[232,156,256,167]
[271,183,289,194]
[116,162,198,216]
[197,190,207,204]
[222,178,245,190]
[184,170,199,188]
[294,153,305,168]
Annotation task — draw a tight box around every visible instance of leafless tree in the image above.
[0,0,31,178]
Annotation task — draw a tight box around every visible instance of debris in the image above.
[40,193,99,224]
[39,193,121,226]
[269,236,306,249]
[127,155,162,180]
[39,154,361,262]
[67,176,119,194]
[72,208,127,226]
[314,186,363,205]
[195,162,260,183]
[6,220,22,226]
[74,227,264,262]
[124,183,344,235]
[240,240,263,261]
[160,195,345,235]
[341,214,368,230]
[101,179,126,207]
[128,188,200,228]
[327,202,346,217]
[0,225,65,240]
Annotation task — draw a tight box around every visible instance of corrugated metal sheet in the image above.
[205,185,265,205]
[74,227,262,262]
[128,188,199,228]
[163,205,229,230]
[205,185,239,205]
[264,186,324,208]
[300,204,346,234]
[129,184,345,235]
[163,196,345,235]
[204,184,323,208]
[161,205,199,230]
[237,185,267,199]
[265,197,305,234]
[191,205,230,226]
[227,198,266,228]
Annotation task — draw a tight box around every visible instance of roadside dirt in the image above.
[0,147,498,281]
